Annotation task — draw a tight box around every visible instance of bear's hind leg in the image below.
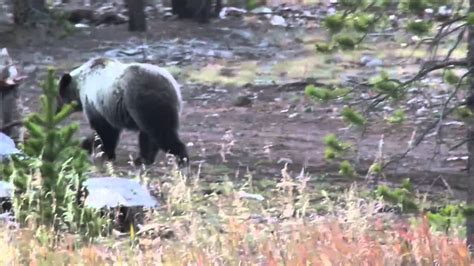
[156,130,189,167]
[134,132,160,166]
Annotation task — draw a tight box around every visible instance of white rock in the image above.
[251,7,272,14]
[366,58,383,68]
[270,15,287,27]
[238,191,264,201]
[74,23,90,28]
[83,177,158,209]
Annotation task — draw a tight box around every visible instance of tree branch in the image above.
[383,70,471,170]
[401,59,468,86]
[444,27,466,61]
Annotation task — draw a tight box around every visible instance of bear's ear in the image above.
[59,73,72,98]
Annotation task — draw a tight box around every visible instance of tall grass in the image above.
[0,163,470,265]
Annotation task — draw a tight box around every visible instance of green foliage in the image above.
[386,108,406,124]
[399,0,428,14]
[401,178,414,191]
[339,160,356,178]
[340,0,365,8]
[323,134,351,160]
[369,162,382,174]
[375,0,392,8]
[455,106,474,120]
[443,69,460,85]
[315,43,333,53]
[463,205,474,217]
[8,68,107,238]
[246,0,259,10]
[305,85,348,102]
[341,106,366,126]
[324,13,345,34]
[467,12,474,25]
[49,9,76,39]
[324,148,336,160]
[353,13,375,33]
[406,20,433,36]
[335,35,357,50]
[427,204,465,234]
[371,71,405,100]
[376,181,419,213]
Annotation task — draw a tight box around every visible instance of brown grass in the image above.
[0,165,471,265]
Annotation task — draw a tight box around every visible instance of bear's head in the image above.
[57,73,82,114]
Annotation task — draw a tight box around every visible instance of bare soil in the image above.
[0,14,468,201]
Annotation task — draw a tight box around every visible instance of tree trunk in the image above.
[12,0,47,25]
[12,0,31,25]
[0,86,23,144]
[31,0,46,11]
[126,0,146,32]
[466,0,474,250]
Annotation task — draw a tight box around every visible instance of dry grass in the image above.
[0,164,471,265]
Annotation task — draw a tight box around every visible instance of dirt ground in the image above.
[0,12,469,201]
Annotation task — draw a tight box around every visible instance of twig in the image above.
[384,71,470,169]
[444,27,466,61]
[435,23,467,44]
[429,16,467,52]
[383,105,460,171]
[449,138,471,151]
[434,69,471,137]
[399,38,434,64]
[400,18,467,64]
[355,13,384,45]
[401,59,467,86]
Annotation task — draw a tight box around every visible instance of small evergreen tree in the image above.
[6,68,107,238]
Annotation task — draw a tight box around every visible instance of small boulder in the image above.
[233,95,252,107]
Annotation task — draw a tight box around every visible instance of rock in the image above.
[416,106,429,117]
[83,177,158,209]
[326,55,343,64]
[437,5,453,18]
[74,23,90,28]
[23,65,37,74]
[0,181,13,198]
[360,55,372,65]
[277,157,293,164]
[0,132,20,157]
[251,7,272,15]
[82,176,159,232]
[425,8,434,15]
[288,113,298,119]
[270,15,287,27]
[366,58,383,68]
[360,55,383,68]
[211,50,234,59]
[229,29,256,44]
[327,7,336,15]
[219,7,247,19]
[233,95,252,107]
[238,191,264,201]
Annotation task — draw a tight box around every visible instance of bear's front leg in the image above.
[85,107,121,161]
